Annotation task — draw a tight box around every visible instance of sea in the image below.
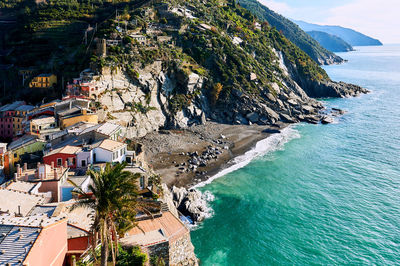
[190,45,400,265]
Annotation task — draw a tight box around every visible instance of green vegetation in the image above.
[70,163,157,266]
[237,0,343,65]
[116,245,147,266]
[2,0,333,110]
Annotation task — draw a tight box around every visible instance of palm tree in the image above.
[70,162,157,266]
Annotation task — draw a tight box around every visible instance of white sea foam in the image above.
[192,126,301,189]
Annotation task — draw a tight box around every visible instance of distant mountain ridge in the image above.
[238,0,344,65]
[293,20,383,46]
[307,31,354,53]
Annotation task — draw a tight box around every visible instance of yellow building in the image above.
[13,105,34,137]
[60,112,98,129]
[29,74,57,88]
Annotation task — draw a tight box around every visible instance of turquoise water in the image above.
[191,45,400,265]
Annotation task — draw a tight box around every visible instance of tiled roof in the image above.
[15,105,35,112]
[124,211,188,245]
[6,181,39,194]
[96,122,121,136]
[67,224,90,239]
[29,205,57,217]
[45,145,82,157]
[0,101,24,112]
[97,139,125,152]
[0,225,40,265]
[31,116,55,125]
[7,135,39,151]
[0,215,66,265]
[0,188,47,216]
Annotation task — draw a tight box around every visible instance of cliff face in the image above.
[91,0,367,134]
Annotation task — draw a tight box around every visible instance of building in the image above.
[0,142,7,168]
[129,34,147,45]
[60,109,98,129]
[30,201,94,264]
[13,163,69,202]
[29,73,57,88]
[0,101,25,139]
[43,145,82,169]
[30,116,59,139]
[55,98,98,129]
[120,211,198,265]
[13,105,34,136]
[0,187,49,216]
[93,139,127,164]
[5,135,46,175]
[78,122,123,144]
[0,215,67,266]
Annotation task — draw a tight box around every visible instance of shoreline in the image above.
[139,122,291,189]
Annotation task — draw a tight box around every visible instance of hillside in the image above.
[307,31,354,53]
[1,0,366,137]
[294,20,383,46]
[237,0,344,65]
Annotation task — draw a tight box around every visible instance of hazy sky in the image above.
[259,0,400,44]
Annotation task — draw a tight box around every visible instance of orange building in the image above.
[29,73,57,88]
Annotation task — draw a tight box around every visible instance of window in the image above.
[72,158,76,165]
[81,160,86,167]
[57,158,62,166]
[14,153,17,158]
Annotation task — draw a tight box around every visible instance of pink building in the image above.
[0,215,67,265]
[0,101,25,140]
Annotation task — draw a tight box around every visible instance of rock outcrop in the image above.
[171,186,213,224]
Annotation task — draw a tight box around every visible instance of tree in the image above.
[210,82,223,106]
[70,163,156,266]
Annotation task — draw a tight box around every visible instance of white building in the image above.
[93,139,127,164]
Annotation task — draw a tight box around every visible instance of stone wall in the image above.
[143,241,170,265]
[169,232,198,266]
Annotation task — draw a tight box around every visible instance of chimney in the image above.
[24,173,28,182]
[23,163,27,171]
[54,168,58,179]
[13,173,18,181]
[16,164,21,177]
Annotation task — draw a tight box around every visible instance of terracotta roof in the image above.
[45,145,82,157]
[97,139,125,152]
[124,211,188,245]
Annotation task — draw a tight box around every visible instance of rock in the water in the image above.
[321,116,334,124]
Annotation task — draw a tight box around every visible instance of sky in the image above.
[259,0,400,44]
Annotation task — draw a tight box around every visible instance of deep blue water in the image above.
[191,45,400,265]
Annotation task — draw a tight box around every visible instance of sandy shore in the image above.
[138,122,288,188]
